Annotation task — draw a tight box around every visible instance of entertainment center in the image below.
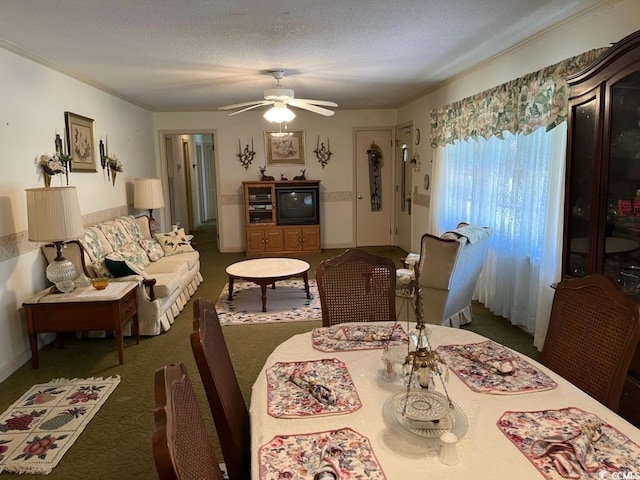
[243,180,321,257]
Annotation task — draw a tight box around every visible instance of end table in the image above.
[22,281,139,368]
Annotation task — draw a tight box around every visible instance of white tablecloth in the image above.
[250,322,640,479]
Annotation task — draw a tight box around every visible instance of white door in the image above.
[356,129,394,246]
[395,125,413,252]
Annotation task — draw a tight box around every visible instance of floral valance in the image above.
[430,47,609,148]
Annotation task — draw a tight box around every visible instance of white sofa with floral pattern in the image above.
[42,215,202,336]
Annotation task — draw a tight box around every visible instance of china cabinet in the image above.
[563,29,640,426]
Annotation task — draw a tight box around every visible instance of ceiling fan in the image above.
[218,71,337,122]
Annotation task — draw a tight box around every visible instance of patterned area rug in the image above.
[216,279,321,325]
[0,376,120,475]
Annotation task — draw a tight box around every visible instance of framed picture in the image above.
[264,130,305,165]
[65,111,97,172]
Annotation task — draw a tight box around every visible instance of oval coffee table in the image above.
[225,258,311,312]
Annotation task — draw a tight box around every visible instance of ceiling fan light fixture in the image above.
[263,103,296,123]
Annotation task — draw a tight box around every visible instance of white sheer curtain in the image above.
[430,124,566,348]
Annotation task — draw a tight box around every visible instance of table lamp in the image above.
[134,178,164,233]
[26,186,84,293]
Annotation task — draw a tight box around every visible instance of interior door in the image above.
[356,129,393,246]
[395,125,413,252]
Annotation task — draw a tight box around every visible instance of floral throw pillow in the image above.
[154,228,195,256]
[139,238,165,262]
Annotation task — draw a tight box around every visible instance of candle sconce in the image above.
[99,138,111,181]
[54,134,71,185]
[314,136,332,168]
[237,138,256,170]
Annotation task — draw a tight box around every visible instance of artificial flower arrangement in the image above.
[105,154,123,186]
[39,153,71,187]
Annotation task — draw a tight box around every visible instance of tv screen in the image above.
[277,188,318,225]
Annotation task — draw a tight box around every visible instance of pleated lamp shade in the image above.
[133,178,165,210]
[26,186,84,242]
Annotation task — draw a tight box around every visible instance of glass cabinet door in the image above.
[566,98,598,278]
[608,71,640,294]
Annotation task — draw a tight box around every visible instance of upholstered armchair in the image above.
[416,223,492,327]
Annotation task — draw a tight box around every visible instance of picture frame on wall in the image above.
[264,130,305,165]
[65,111,97,172]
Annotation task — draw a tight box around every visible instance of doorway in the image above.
[161,132,219,248]
[395,124,413,252]
[355,128,394,246]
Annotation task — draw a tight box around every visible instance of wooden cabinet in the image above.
[563,30,640,426]
[246,226,284,253]
[282,226,321,252]
[243,181,321,257]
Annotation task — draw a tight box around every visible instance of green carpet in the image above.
[0,227,538,479]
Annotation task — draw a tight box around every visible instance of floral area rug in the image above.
[216,279,321,325]
[0,376,120,475]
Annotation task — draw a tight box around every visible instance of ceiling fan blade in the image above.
[218,100,271,111]
[224,101,274,116]
[288,101,335,116]
[293,98,338,108]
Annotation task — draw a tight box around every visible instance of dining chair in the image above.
[540,274,640,411]
[191,298,250,480]
[316,248,397,327]
[152,362,225,480]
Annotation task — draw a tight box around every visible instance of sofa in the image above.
[42,215,202,336]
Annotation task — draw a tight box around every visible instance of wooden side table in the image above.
[22,281,139,368]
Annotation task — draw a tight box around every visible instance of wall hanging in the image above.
[367,142,383,211]
[265,130,305,165]
[314,136,332,168]
[64,111,96,172]
[237,138,256,170]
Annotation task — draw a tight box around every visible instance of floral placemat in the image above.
[498,407,640,479]
[258,427,387,480]
[266,358,361,418]
[312,323,408,352]
[436,340,557,394]
[0,376,120,475]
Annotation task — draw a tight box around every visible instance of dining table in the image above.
[250,321,640,479]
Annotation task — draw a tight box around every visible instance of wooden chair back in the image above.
[541,274,640,411]
[316,248,397,327]
[152,362,224,480]
[191,298,250,480]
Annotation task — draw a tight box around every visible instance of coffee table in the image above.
[226,258,311,312]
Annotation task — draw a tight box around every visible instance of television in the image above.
[276,187,319,225]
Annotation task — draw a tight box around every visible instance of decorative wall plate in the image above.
[415,128,421,145]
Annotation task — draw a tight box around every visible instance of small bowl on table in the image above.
[91,277,110,290]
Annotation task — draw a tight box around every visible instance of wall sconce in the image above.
[237,138,256,170]
[314,136,333,168]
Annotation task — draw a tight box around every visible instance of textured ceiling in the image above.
[0,0,607,112]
